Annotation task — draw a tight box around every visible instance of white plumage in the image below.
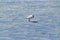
[26,15,34,22]
[27,15,34,19]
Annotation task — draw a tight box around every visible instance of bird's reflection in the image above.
[30,21,38,23]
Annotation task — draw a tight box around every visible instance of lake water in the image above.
[0,0,60,40]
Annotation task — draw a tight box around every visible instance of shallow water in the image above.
[0,0,60,40]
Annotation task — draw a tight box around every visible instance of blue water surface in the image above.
[0,0,60,40]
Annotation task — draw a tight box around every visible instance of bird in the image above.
[26,15,34,22]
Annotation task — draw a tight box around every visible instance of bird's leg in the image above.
[27,18,30,22]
